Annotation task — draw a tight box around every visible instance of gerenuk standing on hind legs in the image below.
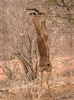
[26,8,52,91]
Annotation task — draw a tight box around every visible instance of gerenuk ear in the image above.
[38,13,43,15]
[33,12,36,15]
[29,13,33,15]
[29,12,36,15]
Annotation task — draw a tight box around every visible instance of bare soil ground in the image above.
[0,55,74,100]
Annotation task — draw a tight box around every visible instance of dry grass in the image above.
[0,55,74,100]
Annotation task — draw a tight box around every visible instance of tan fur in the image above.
[26,8,52,91]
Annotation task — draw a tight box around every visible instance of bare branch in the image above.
[15,53,29,74]
[1,62,12,79]
[56,0,69,10]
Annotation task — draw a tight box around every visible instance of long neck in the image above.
[33,15,42,36]
[33,15,50,60]
[33,15,48,67]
